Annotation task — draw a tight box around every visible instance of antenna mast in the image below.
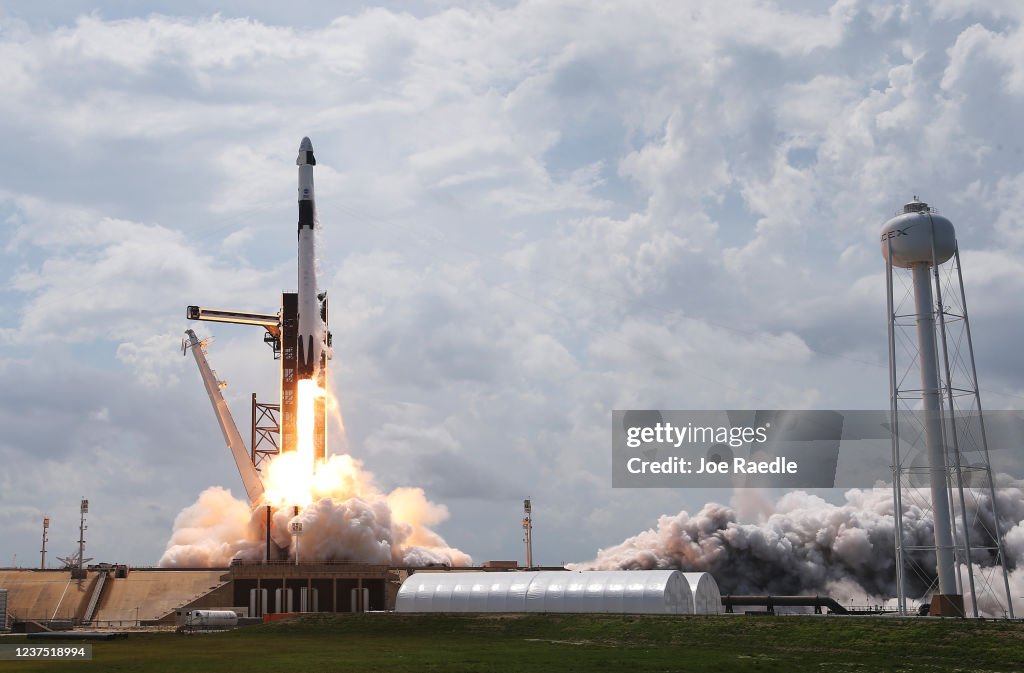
[75,499,88,579]
[522,498,533,569]
[40,516,49,569]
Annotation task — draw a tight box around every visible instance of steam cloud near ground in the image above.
[161,447,1022,616]
[159,454,471,567]
[575,476,1024,616]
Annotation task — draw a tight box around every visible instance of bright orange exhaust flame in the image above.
[261,379,324,507]
[159,379,473,567]
[296,378,319,476]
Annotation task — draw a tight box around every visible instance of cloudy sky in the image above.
[1,0,1022,567]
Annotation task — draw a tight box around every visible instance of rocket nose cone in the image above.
[297,137,316,166]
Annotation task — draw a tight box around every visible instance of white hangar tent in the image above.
[682,572,722,614]
[396,570,720,614]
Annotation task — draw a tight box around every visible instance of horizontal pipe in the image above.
[722,595,849,615]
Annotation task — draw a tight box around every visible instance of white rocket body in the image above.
[296,137,325,379]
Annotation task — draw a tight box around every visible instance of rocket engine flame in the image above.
[261,379,324,507]
[296,379,320,475]
[160,387,471,567]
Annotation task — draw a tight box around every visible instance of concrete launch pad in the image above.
[94,569,231,623]
[229,561,395,614]
[0,570,98,623]
[1,563,400,627]
[0,568,230,625]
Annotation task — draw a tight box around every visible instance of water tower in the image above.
[882,198,1013,617]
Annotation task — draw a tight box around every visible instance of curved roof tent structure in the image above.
[396,570,694,614]
[682,572,722,614]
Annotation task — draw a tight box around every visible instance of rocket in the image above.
[296,137,327,380]
[185,136,331,485]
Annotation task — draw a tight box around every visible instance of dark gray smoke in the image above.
[576,477,1024,614]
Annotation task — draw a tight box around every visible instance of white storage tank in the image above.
[879,199,956,268]
[396,570,693,615]
[275,588,293,613]
[185,609,238,629]
[249,588,268,618]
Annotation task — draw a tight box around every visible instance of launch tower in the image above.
[185,138,331,501]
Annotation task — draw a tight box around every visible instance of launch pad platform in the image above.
[228,560,396,613]
[0,563,401,627]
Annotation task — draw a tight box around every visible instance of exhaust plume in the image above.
[158,486,255,567]
[159,453,470,567]
[575,477,1024,615]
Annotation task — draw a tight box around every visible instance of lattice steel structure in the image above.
[251,393,281,472]
[883,198,1014,618]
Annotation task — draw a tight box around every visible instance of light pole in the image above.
[41,516,49,569]
[522,499,533,569]
[290,521,303,566]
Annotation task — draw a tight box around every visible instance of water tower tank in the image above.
[880,199,957,268]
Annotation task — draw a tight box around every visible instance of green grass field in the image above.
[4,613,1023,673]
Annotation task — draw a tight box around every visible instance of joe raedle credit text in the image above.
[624,421,796,475]
[612,409,1024,489]
[623,419,796,476]
[611,410,851,489]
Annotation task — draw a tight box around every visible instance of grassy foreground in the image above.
[4,612,1023,673]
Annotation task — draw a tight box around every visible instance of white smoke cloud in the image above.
[575,478,1024,616]
[158,486,257,567]
[159,454,470,568]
